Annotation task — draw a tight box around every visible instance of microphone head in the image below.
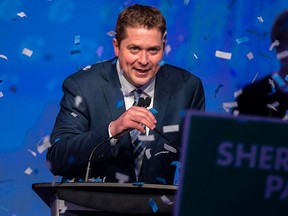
[137,97,145,107]
[144,97,151,108]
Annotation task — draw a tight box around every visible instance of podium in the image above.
[32,182,177,216]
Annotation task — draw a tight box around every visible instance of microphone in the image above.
[84,97,151,182]
[84,96,180,182]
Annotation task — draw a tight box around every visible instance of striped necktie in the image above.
[130,89,147,180]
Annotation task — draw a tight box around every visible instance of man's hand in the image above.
[110,106,156,136]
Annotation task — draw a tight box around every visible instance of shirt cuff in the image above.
[108,122,118,146]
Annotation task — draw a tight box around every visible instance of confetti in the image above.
[269,40,280,51]
[236,37,249,44]
[272,73,286,87]
[215,50,232,60]
[163,125,179,133]
[28,149,37,157]
[83,65,91,70]
[164,143,177,153]
[74,35,80,45]
[282,110,288,121]
[24,167,33,175]
[71,112,78,117]
[184,0,190,5]
[267,101,280,111]
[22,48,33,57]
[115,172,129,183]
[149,198,158,213]
[251,72,259,83]
[191,51,198,59]
[96,46,104,57]
[171,161,180,186]
[223,102,238,112]
[145,148,151,159]
[149,107,158,115]
[234,89,243,98]
[285,75,288,81]
[116,100,124,108]
[154,151,169,156]
[37,135,51,154]
[0,92,3,97]
[17,12,27,18]
[107,31,116,37]
[165,44,172,56]
[257,16,264,22]
[276,50,288,60]
[0,54,8,60]
[233,109,239,116]
[246,52,254,60]
[138,134,155,141]
[74,95,82,107]
[161,195,174,205]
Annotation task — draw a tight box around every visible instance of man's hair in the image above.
[271,10,288,52]
[115,4,166,45]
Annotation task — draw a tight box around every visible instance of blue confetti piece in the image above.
[155,177,167,184]
[158,60,165,66]
[149,108,158,115]
[132,182,145,187]
[54,137,60,143]
[178,110,186,118]
[116,100,124,108]
[272,73,286,87]
[149,198,158,213]
[236,36,249,44]
[171,161,181,186]
[111,58,117,65]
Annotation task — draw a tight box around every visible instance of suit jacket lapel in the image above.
[149,67,171,152]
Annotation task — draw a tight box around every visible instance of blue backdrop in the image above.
[0,0,286,215]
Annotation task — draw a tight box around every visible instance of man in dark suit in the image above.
[236,10,288,118]
[46,4,205,185]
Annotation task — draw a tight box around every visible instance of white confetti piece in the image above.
[257,16,264,22]
[115,172,129,183]
[184,0,190,5]
[145,148,151,159]
[215,50,232,60]
[251,72,259,84]
[74,35,80,45]
[138,134,155,141]
[234,89,243,98]
[233,109,239,116]
[24,167,33,175]
[37,135,51,154]
[276,50,288,60]
[0,54,8,60]
[22,48,33,57]
[161,195,174,205]
[75,95,82,107]
[165,44,172,56]
[163,143,177,153]
[27,149,37,157]
[269,40,280,51]
[17,12,27,18]
[246,52,254,60]
[96,46,104,57]
[191,52,198,59]
[71,112,78,117]
[0,92,3,97]
[154,151,169,156]
[267,101,280,111]
[163,125,179,133]
[52,176,61,186]
[107,31,116,37]
[83,65,91,70]
[223,102,238,112]
[236,37,249,44]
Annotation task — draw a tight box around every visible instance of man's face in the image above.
[113,27,164,88]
